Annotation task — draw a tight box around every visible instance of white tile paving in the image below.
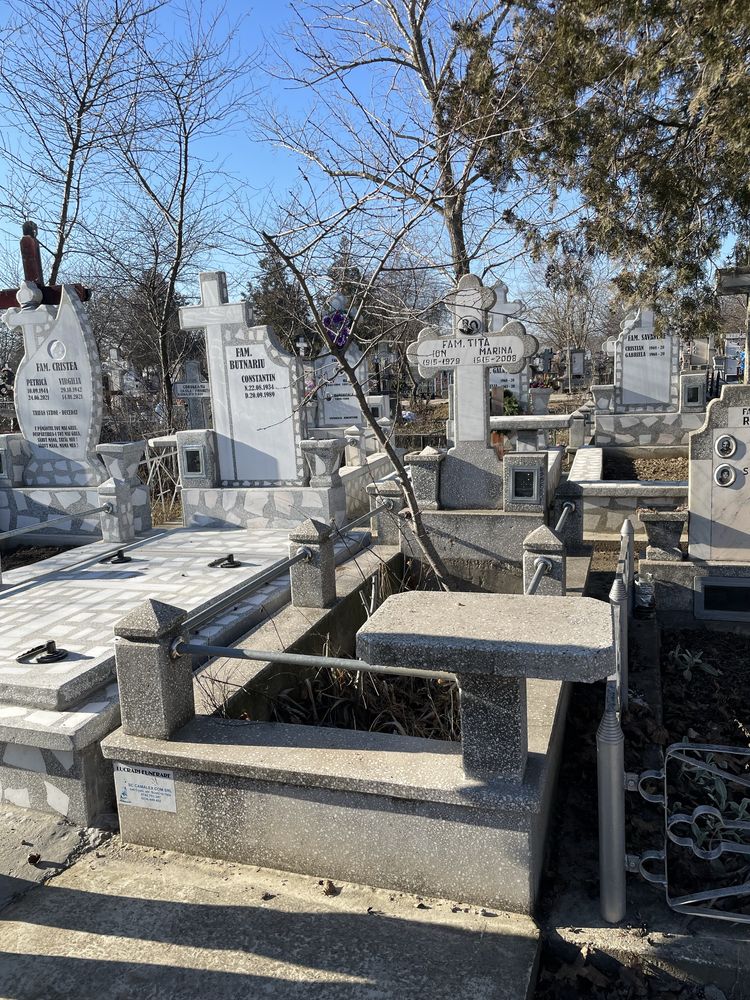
[0,526,291,711]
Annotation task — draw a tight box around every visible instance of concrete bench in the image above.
[357,592,614,780]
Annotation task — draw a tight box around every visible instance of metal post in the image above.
[609,577,628,709]
[620,520,635,616]
[597,680,627,923]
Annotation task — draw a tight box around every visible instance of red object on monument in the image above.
[0,221,91,309]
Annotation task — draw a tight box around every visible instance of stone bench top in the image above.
[489,415,572,431]
[356,593,614,682]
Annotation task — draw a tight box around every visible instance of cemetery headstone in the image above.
[4,286,105,486]
[614,308,679,410]
[314,344,370,426]
[174,360,210,429]
[407,274,538,509]
[689,385,750,562]
[179,272,306,486]
[569,348,586,378]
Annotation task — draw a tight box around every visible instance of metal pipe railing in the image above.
[597,678,627,923]
[554,501,575,535]
[174,640,454,681]
[342,499,393,533]
[0,503,112,542]
[184,548,312,633]
[525,556,552,595]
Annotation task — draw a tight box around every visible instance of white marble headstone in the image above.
[3,286,105,486]
[615,308,679,410]
[180,273,306,486]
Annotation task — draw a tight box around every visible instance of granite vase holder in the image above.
[637,508,688,561]
[300,438,346,488]
[96,441,146,485]
[405,446,445,511]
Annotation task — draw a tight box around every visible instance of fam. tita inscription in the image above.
[411,333,529,371]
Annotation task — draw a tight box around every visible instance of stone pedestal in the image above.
[458,674,527,779]
[405,447,445,510]
[638,509,688,561]
[366,480,405,545]
[522,524,566,595]
[288,518,336,608]
[114,600,194,740]
[98,478,135,544]
[96,441,146,485]
[344,426,366,468]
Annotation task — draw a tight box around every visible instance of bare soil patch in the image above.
[1,545,66,571]
[604,453,689,482]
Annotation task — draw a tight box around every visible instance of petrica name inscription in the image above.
[25,360,84,450]
[228,346,277,400]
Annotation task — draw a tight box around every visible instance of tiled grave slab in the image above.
[0,526,291,710]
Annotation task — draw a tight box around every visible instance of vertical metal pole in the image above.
[609,577,628,710]
[620,519,635,616]
[597,680,626,923]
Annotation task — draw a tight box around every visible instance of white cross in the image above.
[489,280,525,332]
[179,272,249,340]
[410,275,537,447]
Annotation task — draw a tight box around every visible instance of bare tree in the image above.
[0,0,157,281]
[258,0,563,284]
[109,3,254,427]
[523,252,614,357]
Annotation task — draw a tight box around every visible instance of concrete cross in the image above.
[408,274,538,447]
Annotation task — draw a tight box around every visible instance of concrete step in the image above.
[0,836,541,999]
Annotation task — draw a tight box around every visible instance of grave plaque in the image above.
[615,308,679,409]
[315,346,369,426]
[180,273,306,486]
[3,286,105,486]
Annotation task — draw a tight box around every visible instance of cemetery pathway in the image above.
[0,831,540,1000]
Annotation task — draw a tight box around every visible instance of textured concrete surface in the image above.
[102,679,567,913]
[0,801,94,911]
[0,837,541,1000]
[357,592,614,681]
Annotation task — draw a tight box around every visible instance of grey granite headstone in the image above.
[3,286,105,486]
[180,273,306,487]
[175,360,210,429]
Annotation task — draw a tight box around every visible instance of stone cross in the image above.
[407,274,538,508]
[179,272,249,341]
[489,280,525,333]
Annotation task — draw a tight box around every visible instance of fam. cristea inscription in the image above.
[4,286,105,486]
